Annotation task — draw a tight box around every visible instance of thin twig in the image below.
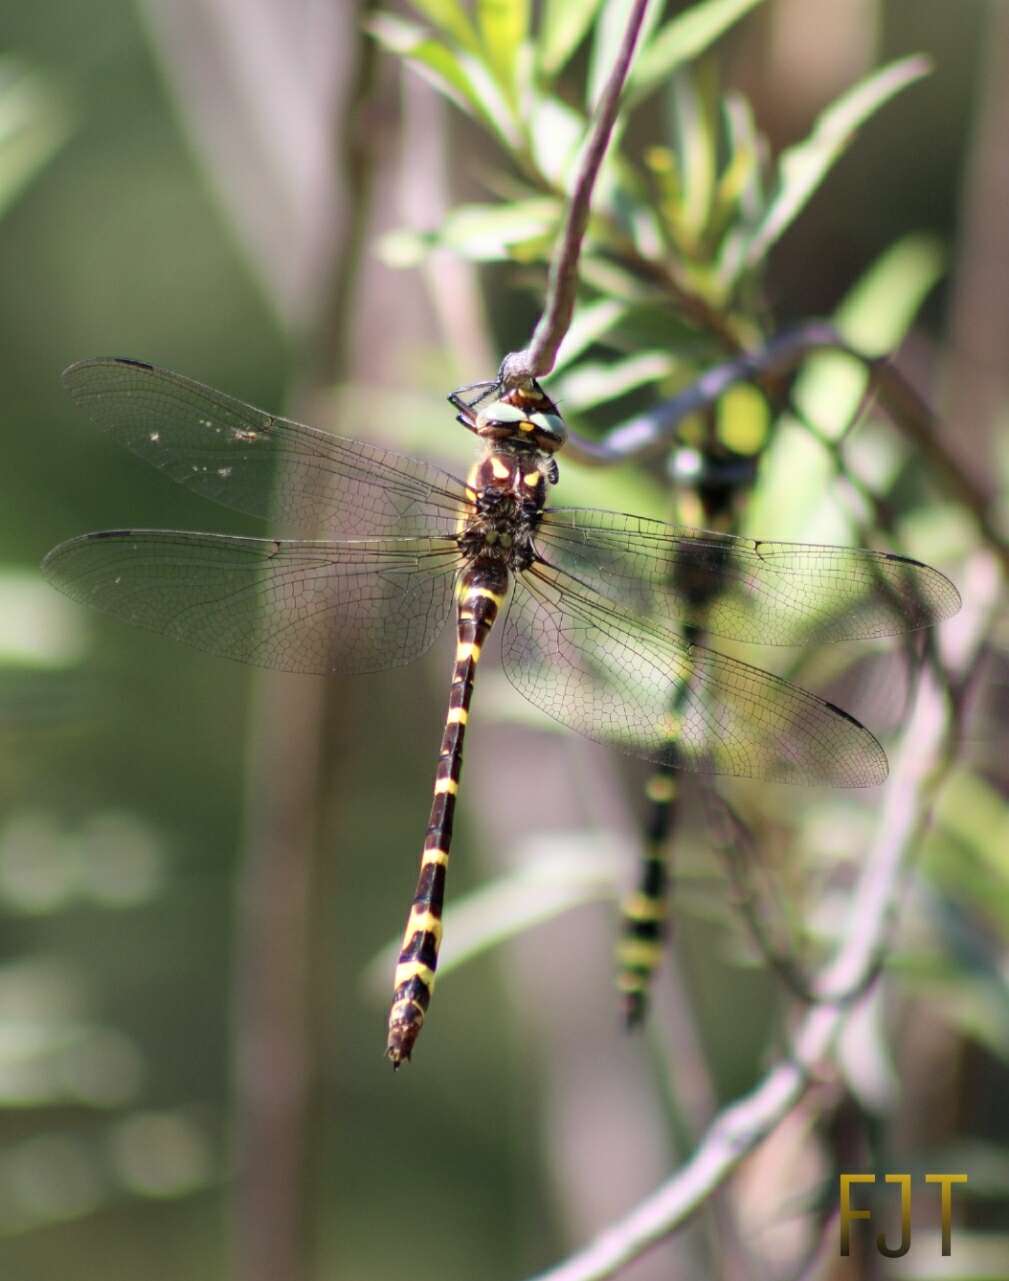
[498,0,652,387]
[520,556,997,1281]
[559,319,1009,576]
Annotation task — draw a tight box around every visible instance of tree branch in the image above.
[559,319,1009,576]
[498,0,652,387]
[520,554,997,1281]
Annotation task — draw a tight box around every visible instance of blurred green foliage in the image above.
[0,1,1006,1279]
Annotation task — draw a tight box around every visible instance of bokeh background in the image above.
[0,1,1006,1279]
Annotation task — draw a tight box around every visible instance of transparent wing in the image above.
[502,562,888,787]
[63,358,471,537]
[535,508,960,644]
[42,530,461,675]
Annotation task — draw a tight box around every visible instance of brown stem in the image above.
[499,0,653,386]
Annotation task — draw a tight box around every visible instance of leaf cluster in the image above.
[371,0,929,419]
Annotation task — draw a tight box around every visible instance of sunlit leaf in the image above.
[552,350,681,412]
[538,0,606,77]
[373,226,431,269]
[461,49,524,146]
[440,198,561,257]
[550,297,630,373]
[477,0,529,104]
[743,234,944,541]
[528,91,585,187]
[629,0,766,105]
[378,198,562,266]
[368,13,518,149]
[835,232,945,356]
[668,62,719,251]
[744,56,932,269]
[715,91,765,287]
[406,0,482,55]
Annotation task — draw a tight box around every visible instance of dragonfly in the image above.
[42,358,961,1065]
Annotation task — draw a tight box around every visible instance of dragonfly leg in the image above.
[386,559,507,1066]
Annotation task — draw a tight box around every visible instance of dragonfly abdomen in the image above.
[617,768,677,1025]
[386,557,510,1066]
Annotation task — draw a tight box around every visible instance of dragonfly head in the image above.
[450,378,567,454]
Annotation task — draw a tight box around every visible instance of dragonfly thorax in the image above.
[459,448,544,572]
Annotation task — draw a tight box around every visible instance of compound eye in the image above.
[475,400,525,430]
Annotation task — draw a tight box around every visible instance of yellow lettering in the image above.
[925,1174,967,1256]
[839,1175,874,1256]
[877,1174,911,1259]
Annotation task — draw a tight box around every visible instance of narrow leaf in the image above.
[538,0,606,77]
[550,298,630,373]
[629,0,766,104]
[528,92,585,187]
[669,62,719,249]
[478,0,529,102]
[368,13,518,149]
[742,234,944,541]
[553,350,682,412]
[379,199,562,264]
[407,0,482,55]
[745,55,932,268]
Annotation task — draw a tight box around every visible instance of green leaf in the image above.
[377,199,562,265]
[713,92,763,286]
[553,350,682,412]
[368,13,518,149]
[549,297,630,373]
[629,0,766,105]
[744,55,932,269]
[440,198,560,258]
[538,0,606,78]
[477,0,529,103]
[667,62,719,251]
[528,92,585,187]
[742,234,944,541]
[835,232,945,356]
[406,0,482,55]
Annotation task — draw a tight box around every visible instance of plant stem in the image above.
[519,559,996,1281]
[499,0,652,387]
